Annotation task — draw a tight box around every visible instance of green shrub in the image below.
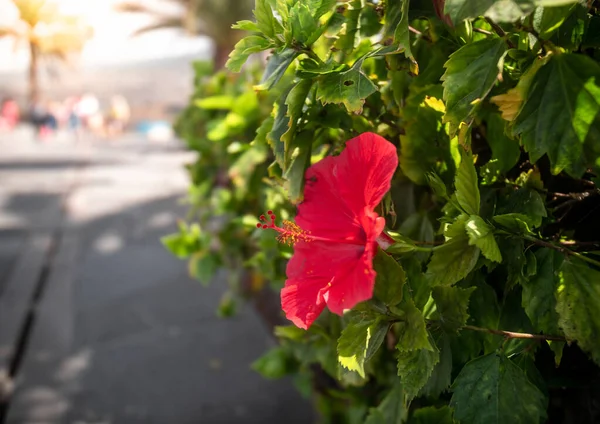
[166,1,600,422]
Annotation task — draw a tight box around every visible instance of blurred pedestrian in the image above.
[106,95,131,137]
[0,97,20,133]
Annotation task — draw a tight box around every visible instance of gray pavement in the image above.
[0,127,314,423]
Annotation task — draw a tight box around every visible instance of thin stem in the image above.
[484,17,516,49]
[473,27,493,36]
[523,235,600,268]
[408,25,432,42]
[463,325,565,342]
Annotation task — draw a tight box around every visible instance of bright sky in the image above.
[0,0,211,72]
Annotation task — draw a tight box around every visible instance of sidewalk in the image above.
[0,128,313,423]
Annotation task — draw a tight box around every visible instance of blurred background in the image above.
[0,0,312,422]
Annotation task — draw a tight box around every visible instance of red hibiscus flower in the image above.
[258,132,398,329]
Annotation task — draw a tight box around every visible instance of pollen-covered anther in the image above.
[276,220,311,245]
[257,211,311,245]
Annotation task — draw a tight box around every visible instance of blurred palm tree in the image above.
[0,0,93,104]
[115,0,253,68]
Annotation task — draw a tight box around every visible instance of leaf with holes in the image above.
[317,57,378,113]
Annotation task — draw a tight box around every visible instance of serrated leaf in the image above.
[491,57,547,122]
[364,381,408,424]
[393,0,413,60]
[492,213,533,233]
[335,0,362,52]
[284,131,312,203]
[232,19,261,32]
[254,49,298,91]
[395,299,433,352]
[521,248,562,336]
[433,286,477,331]
[485,112,520,172]
[455,149,480,215]
[373,250,407,306]
[400,92,451,185]
[498,188,547,229]
[338,319,371,377]
[465,216,502,263]
[513,53,600,176]
[254,0,283,39]
[427,235,480,286]
[444,0,577,24]
[226,35,273,72]
[410,405,455,424]
[317,56,378,113]
[556,258,600,365]
[281,79,312,148]
[420,333,453,398]
[397,333,440,400]
[366,319,391,361]
[442,38,506,129]
[289,2,320,45]
[450,353,548,424]
[267,88,292,170]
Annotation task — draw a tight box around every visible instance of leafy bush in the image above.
[166,0,600,422]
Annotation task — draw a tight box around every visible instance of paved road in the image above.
[0,128,313,423]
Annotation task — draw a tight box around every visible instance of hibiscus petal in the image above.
[296,132,397,241]
[296,156,364,241]
[324,242,377,315]
[336,132,398,215]
[282,241,366,328]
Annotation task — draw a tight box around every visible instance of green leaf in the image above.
[255,49,298,91]
[455,149,480,215]
[433,286,477,331]
[397,333,440,400]
[443,0,577,24]
[268,88,293,170]
[442,38,507,129]
[393,0,413,60]
[364,381,408,424]
[556,258,600,365]
[281,79,313,149]
[420,333,453,398]
[513,53,600,176]
[317,56,378,113]
[492,213,534,233]
[254,0,283,39]
[334,0,361,53]
[498,188,547,229]
[274,325,307,341]
[288,2,321,45]
[427,235,480,287]
[189,252,219,286]
[465,216,502,263]
[400,91,452,185]
[450,353,548,424]
[373,250,406,306]
[410,406,455,424]
[284,131,313,203]
[521,248,562,335]
[366,319,390,361]
[485,112,521,172]
[338,316,388,378]
[232,19,261,32]
[395,299,433,352]
[226,35,272,72]
[251,346,293,379]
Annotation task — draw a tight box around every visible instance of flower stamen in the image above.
[257,211,312,245]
